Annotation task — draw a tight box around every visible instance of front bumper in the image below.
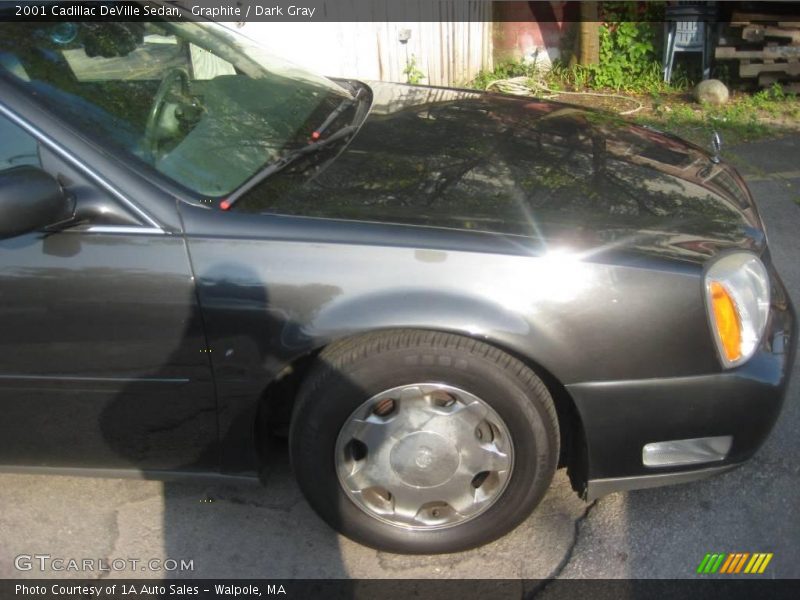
[567,271,796,500]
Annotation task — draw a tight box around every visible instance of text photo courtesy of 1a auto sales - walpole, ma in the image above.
[0,1,799,599]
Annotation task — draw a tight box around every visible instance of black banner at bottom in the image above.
[3,579,800,600]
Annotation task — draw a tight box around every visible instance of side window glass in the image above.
[0,113,39,170]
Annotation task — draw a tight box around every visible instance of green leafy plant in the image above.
[592,21,659,90]
[546,63,589,90]
[403,54,426,85]
[576,2,690,93]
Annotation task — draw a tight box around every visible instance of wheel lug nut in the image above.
[372,398,395,416]
[428,390,456,407]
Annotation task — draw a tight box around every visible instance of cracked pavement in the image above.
[0,136,798,582]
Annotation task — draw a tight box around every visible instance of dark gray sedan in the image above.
[0,12,795,554]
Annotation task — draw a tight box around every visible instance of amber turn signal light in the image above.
[709,281,742,363]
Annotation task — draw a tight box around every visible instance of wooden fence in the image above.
[228,1,493,87]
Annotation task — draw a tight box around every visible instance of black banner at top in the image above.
[10,0,515,23]
[3,0,789,23]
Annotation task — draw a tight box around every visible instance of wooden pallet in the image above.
[739,24,800,44]
[715,16,800,91]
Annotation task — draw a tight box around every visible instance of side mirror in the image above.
[0,166,75,239]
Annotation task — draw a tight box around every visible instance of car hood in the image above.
[250,81,766,263]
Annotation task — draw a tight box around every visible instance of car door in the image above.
[0,110,218,472]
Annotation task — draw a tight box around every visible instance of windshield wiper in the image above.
[310,88,365,141]
[220,124,359,211]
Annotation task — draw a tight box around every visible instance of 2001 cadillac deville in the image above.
[0,4,795,554]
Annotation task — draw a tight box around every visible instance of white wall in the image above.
[225,2,492,87]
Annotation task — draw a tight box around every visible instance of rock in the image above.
[694,79,730,105]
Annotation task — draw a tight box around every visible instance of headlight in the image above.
[705,253,770,368]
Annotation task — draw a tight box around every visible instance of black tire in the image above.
[289,329,559,554]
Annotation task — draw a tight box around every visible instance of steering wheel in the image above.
[144,68,191,160]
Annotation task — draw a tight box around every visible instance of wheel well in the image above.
[254,329,588,496]
[502,348,589,497]
[253,350,319,463]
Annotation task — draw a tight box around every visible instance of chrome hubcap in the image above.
[335,383,514,530]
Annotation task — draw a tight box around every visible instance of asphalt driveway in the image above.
[1,136,798,583]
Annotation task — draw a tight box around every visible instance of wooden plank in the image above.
[742,25,800,44]
[741,25,766,42]
[716,45,800,60]
[732,12,800,23]
[741,60,800,77]
[766,26,800,43]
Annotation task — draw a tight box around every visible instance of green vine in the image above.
[403,54,425,85]
[593,22,658,90]
[589,2,666,91]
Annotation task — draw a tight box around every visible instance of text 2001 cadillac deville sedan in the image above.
[0,5,795,554]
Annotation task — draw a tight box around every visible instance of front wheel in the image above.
[289,330,559,554]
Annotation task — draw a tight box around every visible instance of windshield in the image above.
[0,16,355,197]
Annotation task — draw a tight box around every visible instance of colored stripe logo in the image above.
[696,553,773,574]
